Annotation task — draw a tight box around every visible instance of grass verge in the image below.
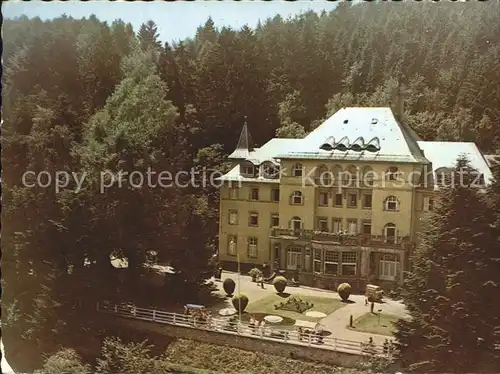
[347,312,400,336]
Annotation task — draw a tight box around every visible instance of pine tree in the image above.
[137,20,162,52]
[484,160,500,363]
[394,157,500,372]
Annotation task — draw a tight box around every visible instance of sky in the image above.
[3,0,339,43]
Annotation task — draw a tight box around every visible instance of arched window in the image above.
[362,166,374,186]
[292,163,303,177]
[384,223,397,244]
[262,162,280,179]
[386,166,399,181]
[345,165,358,186]
[316,164,332,186]
[291,191,304,205]
[290,216,302,231]
[332,165,342,185]
[384,196,399,211]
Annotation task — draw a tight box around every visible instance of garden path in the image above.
[214,272,409,346]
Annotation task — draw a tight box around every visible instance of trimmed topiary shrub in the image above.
[223,278,236,296]
[248,268,263,282]
[232,293,249,313]
[273,276,287,293]
[274,295,313,313]
[337,282,352,301]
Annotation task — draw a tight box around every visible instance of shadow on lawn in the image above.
[341,299,356,304]
[242,312,296,326]
[276,292,291,298]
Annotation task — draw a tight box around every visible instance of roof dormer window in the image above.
[334,136,349,151]
[241,163,255,177]
[350,137,365,152]
[320,136,335,151]
[365,137,381,152]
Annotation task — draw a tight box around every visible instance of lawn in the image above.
[348,312,401,336]
[245,293,345,323]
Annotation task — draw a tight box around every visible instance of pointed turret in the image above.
[228,117,254,160]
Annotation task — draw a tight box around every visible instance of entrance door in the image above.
[274,245,281,260]
[287,248,302,270]
[385,224,396,244]
[274,244,281,268]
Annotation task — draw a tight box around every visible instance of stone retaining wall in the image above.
[116,317,371,369]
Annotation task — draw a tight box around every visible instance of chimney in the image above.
[396,86,404,121]
[391,82,405,122]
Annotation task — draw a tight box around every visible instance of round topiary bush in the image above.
[232,293,249,313]
[337,282,352,301]
[223,278,236,296]
[248,268,263,282]
[273,276,287,294]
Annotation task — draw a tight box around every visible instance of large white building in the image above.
[216,107,493,291]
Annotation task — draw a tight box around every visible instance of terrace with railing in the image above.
[96,302,389,357]
[270,228,413,249]
[313,177,374,188]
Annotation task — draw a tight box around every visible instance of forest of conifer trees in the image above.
[2,1,500,372]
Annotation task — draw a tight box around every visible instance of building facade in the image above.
[217,107,492,292]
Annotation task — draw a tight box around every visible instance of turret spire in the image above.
[228,116,253,159]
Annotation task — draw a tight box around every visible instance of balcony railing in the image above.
[96,302,389,356]
[312,178,374,188]
[270,228,412,249]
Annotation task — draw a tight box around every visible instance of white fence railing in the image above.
[96,302,392,356]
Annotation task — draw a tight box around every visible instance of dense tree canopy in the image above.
[394,158,500,372]
[2,1,500,371]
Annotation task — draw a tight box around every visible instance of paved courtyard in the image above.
[212,272,409,345]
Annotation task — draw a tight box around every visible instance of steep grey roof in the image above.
[485,155,500,168]
[418,141,493,184]
[276,107,429,163]
[228,121,254,159]
[245,138,300,165]
[217,138,300,182]
[219,107,493,185]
